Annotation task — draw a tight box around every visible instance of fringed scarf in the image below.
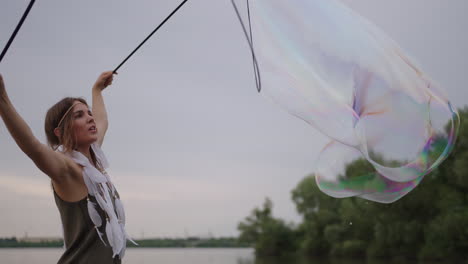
[64,143,137,259]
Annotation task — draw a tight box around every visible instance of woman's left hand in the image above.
[0,74,8,101]
[93,71,116,91]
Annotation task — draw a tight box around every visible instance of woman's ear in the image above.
[54,127,61,138]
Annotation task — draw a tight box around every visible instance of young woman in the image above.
[0,72,133,263]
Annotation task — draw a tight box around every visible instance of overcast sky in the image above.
[0,0,467,239]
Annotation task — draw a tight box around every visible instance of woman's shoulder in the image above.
[56,146,87,167]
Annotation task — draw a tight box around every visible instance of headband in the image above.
[56,102,84,129]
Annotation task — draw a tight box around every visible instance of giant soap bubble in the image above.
[232,0,459,203]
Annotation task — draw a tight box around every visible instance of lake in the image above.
[0,248,253,264]
[0,248,449,264]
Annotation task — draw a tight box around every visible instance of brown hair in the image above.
[44,97,88,153]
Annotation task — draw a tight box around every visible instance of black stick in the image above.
[113,0,189,73]
[0,0,36,64]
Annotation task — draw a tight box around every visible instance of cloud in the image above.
[111,170,264,203]
[0,173,52,199]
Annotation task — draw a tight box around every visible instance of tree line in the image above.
[0,237,249,248]
[238,108,468,262]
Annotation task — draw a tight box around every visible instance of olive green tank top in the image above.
[53,187,122,264]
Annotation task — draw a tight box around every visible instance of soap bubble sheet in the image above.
[233,0,459,203]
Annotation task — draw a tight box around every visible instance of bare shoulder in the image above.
[30,143,84,184]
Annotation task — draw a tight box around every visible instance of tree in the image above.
[238,198,297,256]
[239,107,468,261]
[292,175,340,256]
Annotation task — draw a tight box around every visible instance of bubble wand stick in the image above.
[113,0,189,74]
[0,0,36,63]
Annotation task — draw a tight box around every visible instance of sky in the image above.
[0,0,467,239]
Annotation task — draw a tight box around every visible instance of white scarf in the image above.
[64,143,137,259]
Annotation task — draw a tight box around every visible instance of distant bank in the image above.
[0,237,249,248]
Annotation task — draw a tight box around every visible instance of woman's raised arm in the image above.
[92,71,114,147]
[0,74,79,183]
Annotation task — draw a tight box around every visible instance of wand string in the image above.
[230,0,262,92]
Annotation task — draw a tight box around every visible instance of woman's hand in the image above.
[93,71,116,92]
[0,74,7,101]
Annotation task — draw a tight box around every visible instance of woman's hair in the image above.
[44,97,88,152]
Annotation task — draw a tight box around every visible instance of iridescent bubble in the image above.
[233,0,459,202]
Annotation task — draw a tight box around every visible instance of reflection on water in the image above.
[0,248,452,264]
[238,255,449,264]
[0,248,254,264]
[124,248,254,264]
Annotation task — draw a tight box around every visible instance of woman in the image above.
[0,72,134,263]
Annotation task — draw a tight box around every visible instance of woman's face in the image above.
[71,102,98,147]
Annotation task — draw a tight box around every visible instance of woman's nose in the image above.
[87,114,95,123]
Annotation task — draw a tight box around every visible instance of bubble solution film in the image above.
[232,0,460,203]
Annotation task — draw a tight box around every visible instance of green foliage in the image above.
[292,176,339,256]
[453,151,468,189]
[239,107,468,262]
[238,198,297,257]
[419,209,468,260]
[0,238,63,248]
[238,198,274,244]
[128,237,248,248]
